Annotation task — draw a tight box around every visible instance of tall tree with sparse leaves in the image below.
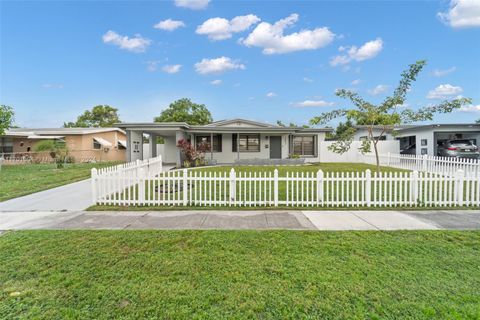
[154,98,212,125]
[0,105,15,136]
[64,105,120,128]
[310,60,471,173]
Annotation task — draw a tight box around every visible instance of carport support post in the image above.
[365,169,371,207]
[183,169,188,206]
[91,168,97,205]
[455,169,465,206]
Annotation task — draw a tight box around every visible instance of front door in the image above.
[270,136,282,159]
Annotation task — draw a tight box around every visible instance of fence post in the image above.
[455,169,464,206]
[229,168,236,205]
[91,168,98,205]
[273,169,279,206]
[138,167,145,204]
[411,170,418,205]
[183,169,188,206]
[316,170,323,204]
[365,169,371,207]
[422,154,427,172]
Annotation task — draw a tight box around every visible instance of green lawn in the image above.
[0,162,121,201]
[1,230,479,319]
[195,162,407,174]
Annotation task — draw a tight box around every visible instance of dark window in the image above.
[232,134,260,152]
[195,134,222,152]
[292,136,315,156]
[93,139,102,149]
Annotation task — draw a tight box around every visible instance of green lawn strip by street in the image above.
[1,230,479,319]
[0,162,121,201]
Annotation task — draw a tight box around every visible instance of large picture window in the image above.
[232,134,260,152]
[195,134,222,152]
[292,136,315,156]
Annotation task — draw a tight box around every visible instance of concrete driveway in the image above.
[0,210,478,231]
[0,179,93,212]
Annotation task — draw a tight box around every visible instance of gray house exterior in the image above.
[119,119,332,165]
[353,123,480,156]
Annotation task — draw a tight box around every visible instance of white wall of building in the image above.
[353,128,394,141]
[317,140,400,163]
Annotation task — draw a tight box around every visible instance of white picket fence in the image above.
[363,153,480,177]
[91,156,163,204]
[93,166,479,208]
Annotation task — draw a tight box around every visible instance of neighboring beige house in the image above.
[119,118,332,166]
[0,127,127,162]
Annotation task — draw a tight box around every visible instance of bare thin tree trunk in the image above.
[373,141,380,174]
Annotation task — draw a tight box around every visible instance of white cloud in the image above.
[154,19,186,31]
[293,100,334,107]
[196,15,260,40]
[42,83,64,89]
[459,104,480,112]
[241,14,335,54]
[174,0,209,10]
[210,79,222,85]
[432,66,457,77]
[102,30,151,53]
[194,56,245,75]
[303,77,314,83]
[351,79,361,85]
[427,84,463,99]
[161,64,182,74]
[266,92,277,97]
[438,0,480,28]
[330,38,383,66]
[368,84,389,95]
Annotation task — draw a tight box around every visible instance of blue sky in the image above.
[1,0,479,128]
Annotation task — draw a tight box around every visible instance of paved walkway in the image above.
[0,179,93,212]
[0,164,176,212]
[1,210,479,231]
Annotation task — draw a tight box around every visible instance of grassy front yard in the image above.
[0,162,121,201]
[1,230,479,319]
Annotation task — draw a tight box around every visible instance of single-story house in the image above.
[119,118,332,165]
[353,124,480,156]
[0,127,127,162]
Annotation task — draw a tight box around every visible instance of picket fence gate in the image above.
[92,162,480,208]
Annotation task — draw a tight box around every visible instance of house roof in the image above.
[4,127,125,137]
[354,124,480,132]
[118,118,332,133]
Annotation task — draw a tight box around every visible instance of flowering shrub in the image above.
[176,139,210,167]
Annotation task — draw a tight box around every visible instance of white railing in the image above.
[362,153,480,177]
[93,168,479,208]
[91,156,163,204]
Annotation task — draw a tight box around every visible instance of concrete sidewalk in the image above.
[0,210,479,231]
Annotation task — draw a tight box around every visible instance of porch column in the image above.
[128,130,143,162]
[149,134,157,158]
[210,132,213,161]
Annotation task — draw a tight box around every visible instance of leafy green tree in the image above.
[0,105,15,136]
[154,98,212,125]
[310,60,471,173]
[276,120,310,128]
[64,105,120,127]
[326,119,355,140]
[476,119,480,124]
